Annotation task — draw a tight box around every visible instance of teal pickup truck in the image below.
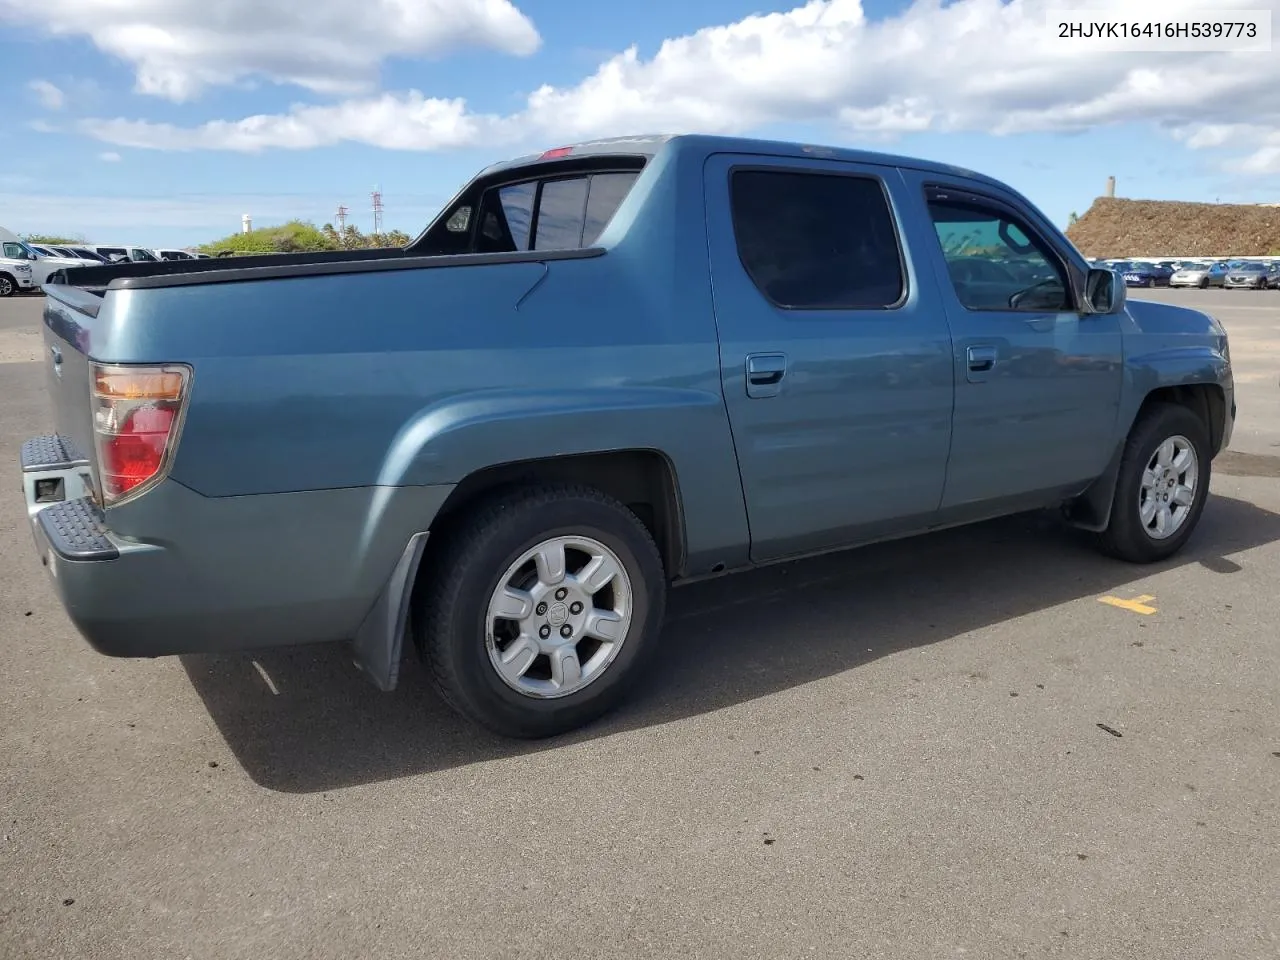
[23,134,1234,738]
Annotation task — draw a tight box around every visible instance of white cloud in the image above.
[0,0,540,102]
[98,151,122,162]
[27,79,66,110]
[54,0,1280,176]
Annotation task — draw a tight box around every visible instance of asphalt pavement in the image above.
[1,289,1278,960]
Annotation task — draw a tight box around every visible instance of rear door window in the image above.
[729,169,906,309]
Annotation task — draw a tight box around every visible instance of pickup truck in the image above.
[22,134,1235,739]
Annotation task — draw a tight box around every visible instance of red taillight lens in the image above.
[90,363,191,505]
[539,146,573,160]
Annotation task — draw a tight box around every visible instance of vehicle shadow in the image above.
[181,491,1280,793]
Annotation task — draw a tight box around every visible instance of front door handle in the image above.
[966,345,997,372]
[746,353,787,398]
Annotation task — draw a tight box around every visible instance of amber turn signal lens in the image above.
[92,366,187,401]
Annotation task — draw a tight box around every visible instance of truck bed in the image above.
[49,246,604,297]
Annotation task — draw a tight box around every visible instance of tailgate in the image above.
[41,285,105,488]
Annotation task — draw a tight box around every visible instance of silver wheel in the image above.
[0,276,13,297]
[484,535,634,699]
[1138,435,1199,540]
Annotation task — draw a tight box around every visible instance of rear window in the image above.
[471,170,641,254]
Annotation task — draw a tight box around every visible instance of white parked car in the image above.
[0,244,37,296]
[0,238,84,289]
[82,244,162,263]
[151,247,207,261]
[28,243,101,269]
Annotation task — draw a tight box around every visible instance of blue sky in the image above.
[2,0,1278,248]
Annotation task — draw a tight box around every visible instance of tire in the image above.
[1095,403,1211,563]
[414,484,667,738]
[1199,278,1208,289]
[0,274,15,298]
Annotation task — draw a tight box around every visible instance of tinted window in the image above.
[534,177,590,250]
[3,242,28,259]
[729,170,905,309]
[476,181,536,253]
[583,173,637,245]
[130,248,159,262]
[927,197,1070,312]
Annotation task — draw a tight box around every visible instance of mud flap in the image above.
[350,532,429,691]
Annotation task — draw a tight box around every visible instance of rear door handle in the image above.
[746,353,787,398]
[966,345,997,373]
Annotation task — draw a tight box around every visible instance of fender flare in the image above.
[1065,364,1229,532]
[350,385,748,691]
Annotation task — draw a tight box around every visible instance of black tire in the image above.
[1199,277,1208,289]
[414,484,667,738]
[0,273,16,298]
[1095,403,1211,563]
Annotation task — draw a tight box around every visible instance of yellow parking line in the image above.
[1098,594,1158,615]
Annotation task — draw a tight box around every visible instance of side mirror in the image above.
[1084,266,1125,314]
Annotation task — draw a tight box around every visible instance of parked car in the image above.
[28,244,101,269]
[22,133,1236,739]
[1170,262,1229,288]
[0,238,83,289]
[62,247,110,264]
[0,249,36,296]
[152,247,205,261]
[1118,261,1173,287]
[82,244,160,263]
[1224,262,1272,289]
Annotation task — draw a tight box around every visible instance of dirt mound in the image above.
[1065,197,1280,257]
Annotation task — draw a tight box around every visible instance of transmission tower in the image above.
[371,188,383,236]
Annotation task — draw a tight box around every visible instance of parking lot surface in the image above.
[1,289,1278,960]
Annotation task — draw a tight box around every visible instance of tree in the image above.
[198,220,340,255]
[22,233,84,245]
[197,220,415,255]
[1068,211,1080,226]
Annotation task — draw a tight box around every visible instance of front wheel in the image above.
[0,274,16,298]
[414,484,667,738]
[1095,403,1211,563]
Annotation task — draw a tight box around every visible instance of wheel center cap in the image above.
[547,601,569,627]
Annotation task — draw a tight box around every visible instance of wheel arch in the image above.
[1065,379,1225,532]
[427,448,687,581]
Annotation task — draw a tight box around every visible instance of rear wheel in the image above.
[0,274,15,298]
[1199,277,1209,289]
[414,484,667,738]
[1095,403,1211,563]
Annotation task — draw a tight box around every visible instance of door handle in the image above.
[745,353,787,398]
[50,345,62,365]
[966,345,997,372]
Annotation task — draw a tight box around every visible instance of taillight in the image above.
[90,363,191,505]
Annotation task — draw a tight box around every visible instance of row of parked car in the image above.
[0,229,208,296]
[1089,257,1280,290]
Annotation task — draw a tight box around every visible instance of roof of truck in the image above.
[480,132,1007,190]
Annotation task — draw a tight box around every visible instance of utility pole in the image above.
[335,204,348,233]
[371,187,383,237]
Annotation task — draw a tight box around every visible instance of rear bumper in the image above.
[21,433,454,661]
